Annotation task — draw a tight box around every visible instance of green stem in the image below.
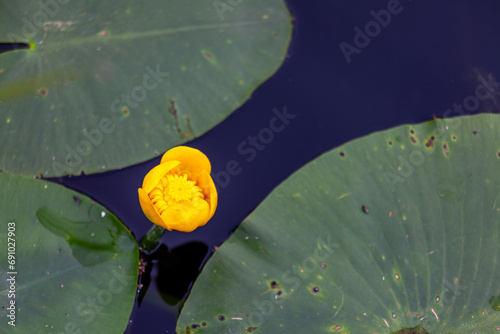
[139,224,167,253]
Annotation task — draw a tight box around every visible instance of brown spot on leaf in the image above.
[443,142,449,156]
[425,136,435,148]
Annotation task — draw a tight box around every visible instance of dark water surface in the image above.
[53,0,500,332]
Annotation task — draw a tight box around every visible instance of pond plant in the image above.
[1,1,499,333]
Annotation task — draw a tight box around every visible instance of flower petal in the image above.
[138,188,168,229]
[197,170,218,220]
[142,160,180,194]
[207,179,217,220]
[160,199,210,232]
[160,146,211,174]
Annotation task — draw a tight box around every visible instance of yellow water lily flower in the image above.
[138,146,217,232]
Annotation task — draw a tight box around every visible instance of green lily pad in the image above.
[0,0,292,177]
[177,114,500,333]
[0,173,138,333]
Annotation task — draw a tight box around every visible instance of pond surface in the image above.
[54,0,500,332]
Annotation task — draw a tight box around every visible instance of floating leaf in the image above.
[0,173,138,333]
[177,114,500,333]
[0,0,292,177]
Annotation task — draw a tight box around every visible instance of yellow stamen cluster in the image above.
[149,173,204,215]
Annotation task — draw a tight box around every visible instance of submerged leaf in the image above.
[36,207,119,266]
